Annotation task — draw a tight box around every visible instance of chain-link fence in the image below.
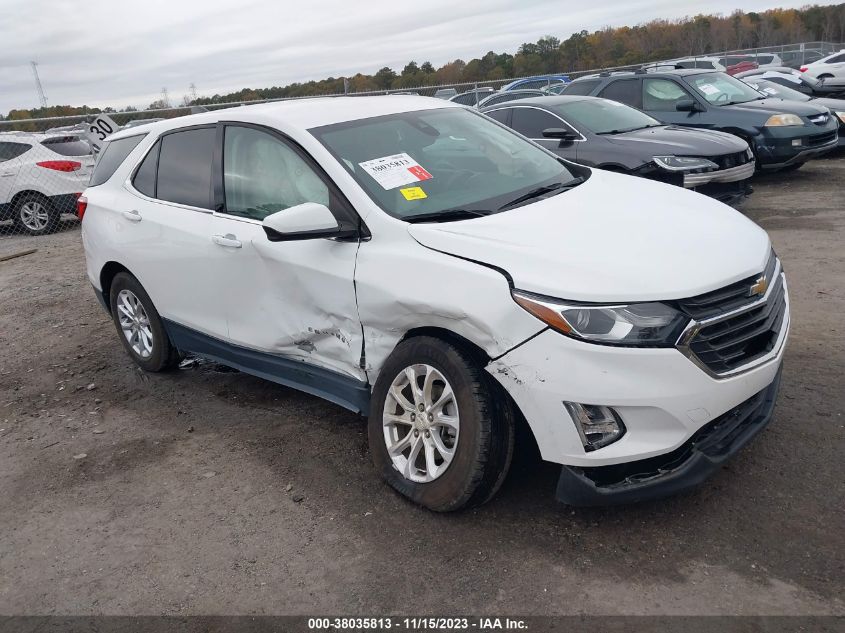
[1,40,842,239]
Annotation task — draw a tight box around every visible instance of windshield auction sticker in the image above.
[359,153,433,190]
[400,186,427,200]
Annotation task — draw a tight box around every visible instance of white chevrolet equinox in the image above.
[80,97,789,511]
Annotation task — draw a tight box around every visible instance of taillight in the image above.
[77,195,88,220]
[36,160,81,172]
[800,66,808,72]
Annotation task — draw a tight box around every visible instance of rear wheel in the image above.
[369,336,514,512]
[108,272,180,372]
[14,194,60,236]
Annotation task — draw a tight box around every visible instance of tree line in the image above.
[3,3,844,124]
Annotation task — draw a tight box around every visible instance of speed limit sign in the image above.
[83,114,119,154]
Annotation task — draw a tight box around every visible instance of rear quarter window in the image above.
[562,79,601,96]
[0,142,31,162]
[90,134,146,187]
[41,136,92,157]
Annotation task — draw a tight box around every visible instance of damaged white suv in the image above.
[80,97,789,511]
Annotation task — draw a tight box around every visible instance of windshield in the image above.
[555,98,662,134]
[748,80,811,102]
[686,72,766,105]
[310,107,580,221]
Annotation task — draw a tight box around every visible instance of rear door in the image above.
[210,123,364,381]
[118,126,228,339]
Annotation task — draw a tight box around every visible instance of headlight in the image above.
[512,291,689,347]
[765,113,804,127]
[653,155,719,172]
[835,111,845,123]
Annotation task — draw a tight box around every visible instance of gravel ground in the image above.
[0,155,843,616]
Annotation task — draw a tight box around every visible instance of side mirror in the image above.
[542,127,579,141]
[676,99,702,112]
[262,202,358,242]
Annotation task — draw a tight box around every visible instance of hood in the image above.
[605,125,748,157]
[725,97,829,117]
[810,97,845,112]
[407,170,770,303]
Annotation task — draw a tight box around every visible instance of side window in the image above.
[510,108,565,139]
[132,141,159,198]
[643,78,694,111]
[598,79,642,108]
[563,79,601,96]
[90,134,146,187]
[156,128,215,209]
[826,53,845,64]
[484,109,511,125]
[0,142,30,162]
[223,126,329,220]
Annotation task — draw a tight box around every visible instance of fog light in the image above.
[792,139,803,147]
[563,402,626,451]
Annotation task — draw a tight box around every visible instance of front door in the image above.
[210,123,365,382]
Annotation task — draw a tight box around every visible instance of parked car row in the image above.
[561,68,839,172]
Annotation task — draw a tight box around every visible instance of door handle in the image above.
[122,210,142,222]
[0,172,15,177]
[212,234,242,249]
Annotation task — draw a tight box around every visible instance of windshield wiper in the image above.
[596,124,660,135]
[404,208,492,223]
[497,178,585,211]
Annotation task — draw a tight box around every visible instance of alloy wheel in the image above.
[20,201,49,231]
[116,289,154,359]
[382,364,460,483]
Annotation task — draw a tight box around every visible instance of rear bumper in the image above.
[555,367,781,506]
[47,192,82,215]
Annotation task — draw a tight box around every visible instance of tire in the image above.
[369,336,514,512]
[13,193,60,236]
[108,272,180,372]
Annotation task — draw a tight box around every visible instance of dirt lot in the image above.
[1,155,843,617]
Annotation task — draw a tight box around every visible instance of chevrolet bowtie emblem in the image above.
[749,275,768,297]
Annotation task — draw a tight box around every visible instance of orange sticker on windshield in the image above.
[400,187,428,200]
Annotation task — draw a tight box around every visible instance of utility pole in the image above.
[30,61,48,108]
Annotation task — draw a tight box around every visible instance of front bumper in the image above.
[555,367,781,506]
[682,160,755,187]
[756,135,839,169]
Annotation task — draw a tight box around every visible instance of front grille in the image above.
[676,254,778,320]
[713,150,752,170]
[688,274,786,373]
[809,130,837,146]
[676,255,787,375]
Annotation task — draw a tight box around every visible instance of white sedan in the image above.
[79,96,788,510]
[801,49,845,80]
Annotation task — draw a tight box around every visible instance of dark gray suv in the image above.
[564,68,839,171]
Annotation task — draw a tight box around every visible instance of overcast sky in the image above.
[0,0,836,113]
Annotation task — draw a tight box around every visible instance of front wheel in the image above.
[369,336,514,512]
